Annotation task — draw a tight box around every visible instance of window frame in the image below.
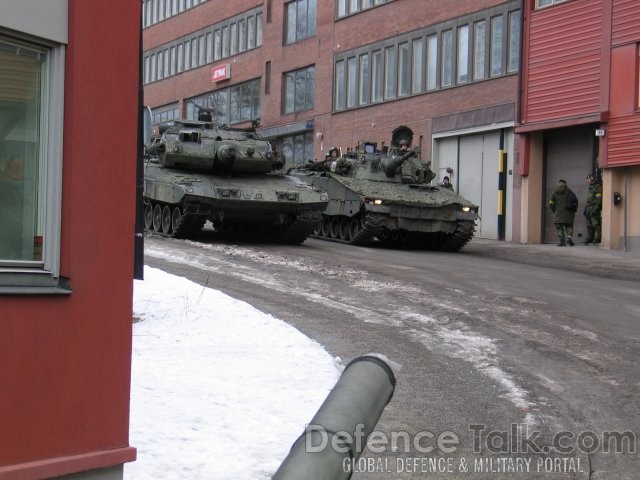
[285,0,317,45]
[0,34,67,293]
[283,65,315,114]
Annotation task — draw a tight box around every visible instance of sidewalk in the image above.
[464,238,640,282]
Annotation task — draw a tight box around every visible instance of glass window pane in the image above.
[490,15,503,77]
[473,20,486,80]
[206,33,213,63]
[0,40,45,261]
[508,10,521,73]
[222,26,229,58]
[286,2,297,44]
[248,16,256,49]
[285,72,295,113]
[295,70,306,111]
[297,0,308,40]
[359,53,370,105]
[427,34,438,90]
[214,30,221,60]
[239,19,247,52]
[398,41,410,96]
[457,25,469,83]
[256,13,263,46]
[371,50,383,102]
[347,57,357,107]
[334,60,345,110]
[412,38,423,94]
[308,0,317,36]
[441,29,453,87]
[384,46,396,99]
[230,23,238,55]
[338,0,347,18]
[306,66,315,109]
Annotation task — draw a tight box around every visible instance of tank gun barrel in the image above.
[382,149,416,177]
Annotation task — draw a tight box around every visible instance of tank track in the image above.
[272,217,322,245]
[311,214,382,245]
[438,220,476,252]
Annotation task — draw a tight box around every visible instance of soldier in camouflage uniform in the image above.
[584,174,602,245]
[549,179,578,246]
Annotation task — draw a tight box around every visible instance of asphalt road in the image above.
[143,232,640,479]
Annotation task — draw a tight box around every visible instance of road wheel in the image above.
[161,205,172,234]
[144,203,153,230]
[347,217,361,242]
[152,204,162,232]
[330,216,342,238]
[171,207,183,236]
[320,216,332,237]
[339,217,350,240]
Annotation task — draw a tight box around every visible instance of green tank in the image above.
[143,113,328,244]
[290,127,479,251]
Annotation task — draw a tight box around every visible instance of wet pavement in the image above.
[463,239,640,283]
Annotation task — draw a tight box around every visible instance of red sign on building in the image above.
[212,63,231,82]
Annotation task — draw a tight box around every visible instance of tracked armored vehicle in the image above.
[291,127,479,251]
[143,114,328,244]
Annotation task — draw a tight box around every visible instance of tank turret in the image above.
[147,118,283,174]
[290,126,478,251]
[142,114,327,244]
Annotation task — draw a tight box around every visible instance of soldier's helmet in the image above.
[399,139,410,146]
[328,146,340,157]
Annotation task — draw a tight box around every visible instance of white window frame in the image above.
[536,0,567,8]
[0,35,66,292]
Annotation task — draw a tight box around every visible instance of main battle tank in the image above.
[143,113,328,244]
[290,127,479,251]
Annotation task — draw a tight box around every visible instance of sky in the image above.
[126,266,343,480]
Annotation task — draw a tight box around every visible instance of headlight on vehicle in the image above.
[462,206,470,212]
[373,199,383,205]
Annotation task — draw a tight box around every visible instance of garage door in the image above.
[543,126,595,244]
[458,132,500,239]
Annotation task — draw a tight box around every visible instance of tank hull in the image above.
[293,172,478,251]
[144,161,328,244]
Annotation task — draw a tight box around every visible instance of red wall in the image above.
[521,0,605,124]
[0,0,138,477]
[605,1,640,167]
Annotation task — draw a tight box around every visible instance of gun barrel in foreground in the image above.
[272,354,397,480]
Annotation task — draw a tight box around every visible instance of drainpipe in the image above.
[624,167,628,252]
[272,354,398,480]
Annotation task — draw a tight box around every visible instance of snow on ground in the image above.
[126,266,342,480]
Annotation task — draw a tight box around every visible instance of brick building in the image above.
[517,0,640,251]
[143,0,522,241]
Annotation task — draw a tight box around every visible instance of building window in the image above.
[331,2,518,112]
[441,29,453,87]
[536,0,567,8]
[457,25,469,84]
[507,10,520,73]
[427,34,438,90]
[384,46,396,99]
[412,38,424,94]
[152,103,180,124]
[336,0,392,18]
[0,35,65,287]
[143,7,263,84]
[265,61,271,94]
[186,79,260,125]
[335,60,346,110]
[143,0,209,29]
[398,41,410,96]
[284,65,315,114]
[359,53,370,105]
[371,50,383,102]
[473,20,486,80]
[285,0,317,45]
[490,15,503,77]
[281,132,314,167]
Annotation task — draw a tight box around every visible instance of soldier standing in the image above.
[549,179,578,246]
[584,174,602,245]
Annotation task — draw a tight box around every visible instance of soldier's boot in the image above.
[557,239,566,247]
[566,236,574,246]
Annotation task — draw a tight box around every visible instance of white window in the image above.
[457,25,469,84]
[412,38,423,94]
[536,0,567,8]
[473,20,486,80]
[490,15,503,77]
[441,29,453,87]
[0,34,65,290]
